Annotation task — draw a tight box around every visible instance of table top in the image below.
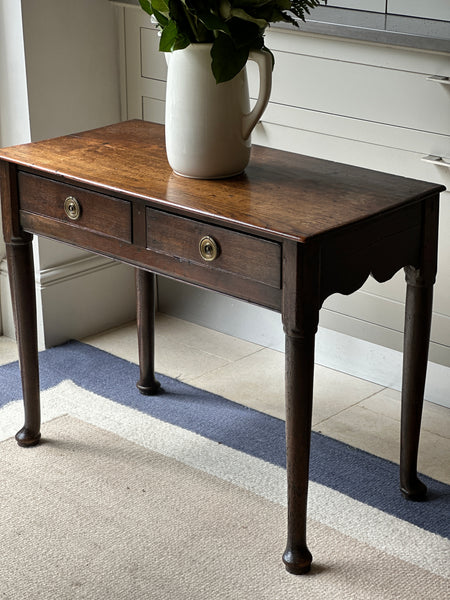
[0,120,444,243]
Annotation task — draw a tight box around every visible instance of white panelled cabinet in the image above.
[327,1,450,21]
[327,1,385,11]
[115,3,450,402]
[389,1,450,22]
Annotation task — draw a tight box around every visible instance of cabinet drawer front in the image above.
[249,52,450,136]
[327,1,385,10]
[146,208,281,289]
[388,0,450,21]
[18,173,132,242]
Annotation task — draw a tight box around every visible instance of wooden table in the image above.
[0,121,444,574]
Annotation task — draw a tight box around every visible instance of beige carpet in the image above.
[0,415,447,599]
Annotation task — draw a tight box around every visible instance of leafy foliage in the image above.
[139,0,326,83]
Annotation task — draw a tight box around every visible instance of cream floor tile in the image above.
[189,347,384,425]
[155,313,264,361]
[82,322,140,363]
[312,365,384,427]
[154,338,230,382]
[83,321,227,382]
[188,347,286,419]
[315,404,450,484]
[82,314,262,382]
[360,387,450,440]
[83,315,262,363]
[0,336,18,366]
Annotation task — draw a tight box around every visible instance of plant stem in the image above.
[181,4,201,41]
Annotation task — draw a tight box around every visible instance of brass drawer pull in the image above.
[64,196,81,220]
[199,236,220,262]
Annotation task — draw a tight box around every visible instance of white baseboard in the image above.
[158,277,450,409]
[315,328,450,410]
[0,259,15,341]
[1,255,136,349]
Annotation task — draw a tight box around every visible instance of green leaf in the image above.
[159,20,190,52]
[151,0,169,12]
[211,34,249,84]
[227,17,260,48]
[274,0,292,9]
[290,0,326,21]
[197,12,231,36]
[152,8,169,27]
[230,8,267,30]
[168,0,207,42]
[138,0,154,17]
[218,0,232,20]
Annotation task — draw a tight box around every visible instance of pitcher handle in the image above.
[242,49,273,141]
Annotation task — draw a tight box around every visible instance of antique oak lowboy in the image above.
[0,120,444,574]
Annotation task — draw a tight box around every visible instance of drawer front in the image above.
[327,1,385,10]
[388,0,450,21]
[146,208,281,289]
[250,52,450,136]
[18,173,132,242]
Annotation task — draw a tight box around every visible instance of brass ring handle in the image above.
[199,236,220,262]
[64,196,81,221]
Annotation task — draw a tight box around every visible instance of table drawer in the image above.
[18,173,132,242]
[146,208,281,289]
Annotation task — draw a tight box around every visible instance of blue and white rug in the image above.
[0,341,448,598]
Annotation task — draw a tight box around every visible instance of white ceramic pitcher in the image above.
[165,43,272,179]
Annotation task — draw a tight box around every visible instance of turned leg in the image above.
[6,239,41,446]
[282,332,315,574]
[135,269,161,395]
[400,267,434,501]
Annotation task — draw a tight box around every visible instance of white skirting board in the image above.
[0,255,136,350]
[158,277,450,409]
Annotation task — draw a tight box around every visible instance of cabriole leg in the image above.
[400,267,434,501]
[282,331,315,574]
[6,238,41,446]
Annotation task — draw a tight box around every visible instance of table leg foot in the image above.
[136,379,162,396]
[401,477,427,502]
[15,427,41,447]
[282,548,312,575]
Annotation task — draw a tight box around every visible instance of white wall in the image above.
[0,0,30,148]
[0,0,31,334]
[21,0,122,142]
[0,0,137,347]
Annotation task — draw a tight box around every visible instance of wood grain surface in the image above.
[0,120,444,242]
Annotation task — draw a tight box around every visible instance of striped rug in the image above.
[0,341,448,599]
